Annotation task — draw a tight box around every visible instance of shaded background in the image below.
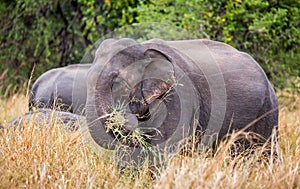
[0,0,299,96]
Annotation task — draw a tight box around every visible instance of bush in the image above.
[0,0,299,95]
[0,0,139,96]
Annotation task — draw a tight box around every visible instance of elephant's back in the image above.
[165,39,269,92]
[29,67,63,107]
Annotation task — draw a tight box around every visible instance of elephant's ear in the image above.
[142,49,175,104]
[144,49,172,62]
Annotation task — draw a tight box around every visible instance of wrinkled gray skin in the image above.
[86,38,278,149]
[29,64,91,115]
[1,109,86,131]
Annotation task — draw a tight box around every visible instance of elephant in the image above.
[85,38,278,153]
[1,109,86,131]
[29,64,91,115]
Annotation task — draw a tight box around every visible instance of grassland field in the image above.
[0,83,299,188]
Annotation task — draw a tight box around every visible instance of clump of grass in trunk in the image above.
[104,105,154,148]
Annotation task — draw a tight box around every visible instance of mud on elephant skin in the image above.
[86,38,278,152]
[29,64,91,115]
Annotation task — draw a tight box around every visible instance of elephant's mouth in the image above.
[104,108,154,147]
[104,89,169,147]
[135,108,151,121]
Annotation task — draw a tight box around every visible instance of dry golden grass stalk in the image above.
[0,87,299,188]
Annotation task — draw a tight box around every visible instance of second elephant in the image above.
[29,64,91,115]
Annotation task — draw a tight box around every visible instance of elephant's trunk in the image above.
[86,38,149,149]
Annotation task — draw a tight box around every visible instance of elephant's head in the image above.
[86,38,180,149]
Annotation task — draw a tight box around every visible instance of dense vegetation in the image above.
[0,0,299,95]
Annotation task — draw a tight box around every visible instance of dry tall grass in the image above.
[0,89,299,188]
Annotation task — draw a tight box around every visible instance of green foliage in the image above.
[78,0,139,43]
[0,0,299,95]
[0,0,138,95]
[0,0,82,95]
